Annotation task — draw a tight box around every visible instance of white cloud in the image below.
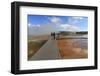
[48,17,61,25]
[60,24,69,29]
[60,24,80,31]
[37,24,40,27]
[28,23,40,27]
[28,23,31,26]
[28,23,35,27]
[67,16,84,25]
[72,17,84,20]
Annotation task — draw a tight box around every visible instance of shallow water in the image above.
[73,39,88,49]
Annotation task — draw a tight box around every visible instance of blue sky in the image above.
[28,15,88,35]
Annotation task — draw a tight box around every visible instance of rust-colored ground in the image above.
[57,39,88,59]
[28,35,50,41]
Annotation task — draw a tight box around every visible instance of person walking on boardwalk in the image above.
[51,32,56,39]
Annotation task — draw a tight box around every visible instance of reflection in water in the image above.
[73,39,88,49]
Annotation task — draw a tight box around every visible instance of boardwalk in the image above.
[30,38,60,60]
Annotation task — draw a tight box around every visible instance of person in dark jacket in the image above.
[51,32,55,39]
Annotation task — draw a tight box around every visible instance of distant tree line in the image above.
[55,31,88,36]
[76,31,88,34]
[50,31,88,39]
